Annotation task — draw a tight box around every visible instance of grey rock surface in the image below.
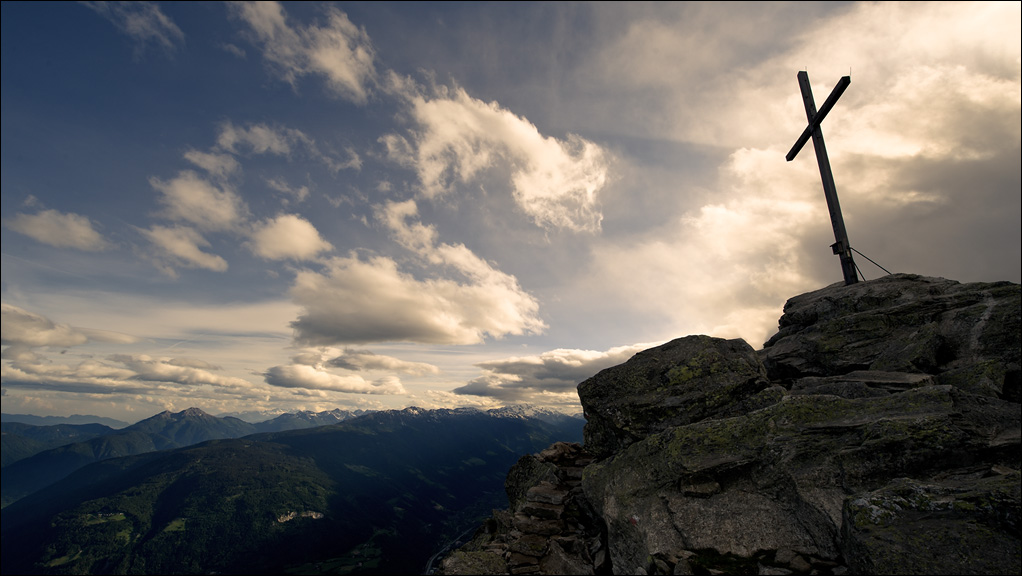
[444,275,1021,575]
[577,335,772,459]
[761,274,1020,401]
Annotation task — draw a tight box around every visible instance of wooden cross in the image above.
[787,71,858,285]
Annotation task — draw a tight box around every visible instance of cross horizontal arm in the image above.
[786,125,814,162]
[814,75,850,128]
[786,75,851,162]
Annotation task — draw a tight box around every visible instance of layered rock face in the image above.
[442,274,1020,575]
[439,442,605,575]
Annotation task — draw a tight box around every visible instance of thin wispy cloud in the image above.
[264,364,406,395]
[140,224,229,275]
[6,210,112,251]
[80,1,184,57]
[1,303,90,348]
[453,343,654,403]
[231,1,377,103]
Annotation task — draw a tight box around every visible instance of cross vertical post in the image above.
[787,71,858,285]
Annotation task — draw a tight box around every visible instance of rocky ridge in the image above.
[440,274,1020,575]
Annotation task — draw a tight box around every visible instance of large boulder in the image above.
[577,335,778,459]
[579,274,1021,575]
[761,274,1020,401]
[581,386,1021,574]
[445,275,1022,575]
[843,472,1021,575]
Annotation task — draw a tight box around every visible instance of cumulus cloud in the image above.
[81,1,184,57]
[231,1,377,103]
[263,363,405,394]
[248,213,333,261]
[389,83,609,232]
[452,343,652,401]
[141,225,228,274]
[561,1,1021,347]
[6,209,111,251]
[286,199,544,346]
[289,250,545,346]
[150,170,248,232]
[377,199,543,297]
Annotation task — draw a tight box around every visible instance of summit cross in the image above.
[787,71,859,285]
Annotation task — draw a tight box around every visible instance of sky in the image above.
[2,1,1019,423]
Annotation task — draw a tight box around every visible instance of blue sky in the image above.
[2,1,1019,423]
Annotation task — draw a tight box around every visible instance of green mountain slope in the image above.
[0,409,259,507]
[2,423,121,468]
[0,407,583,575]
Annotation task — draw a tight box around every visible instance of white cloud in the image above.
[581,3,1020,155]
[109,354,252,389]
[81,1,184,57]
[248,214,333,261]
[231,1,376,103]
[150,170,248,232]
[263,363,405,394]
[6,209,111,251]
[325,348,440,375]
[376,200,547,309]
[562,1,1021,347]
[1,303,89,348]
[285,199,545,346]
[141,225,228,274]
[289,250,544,346]
[184,149,240,180]
[378,133,415,166]
[393,84,609,232]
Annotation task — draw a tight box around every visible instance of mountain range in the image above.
[2,413,130,429]
[0,407,375,507]
[0,405,584,574]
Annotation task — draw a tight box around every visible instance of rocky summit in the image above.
[441,274,1020,575]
